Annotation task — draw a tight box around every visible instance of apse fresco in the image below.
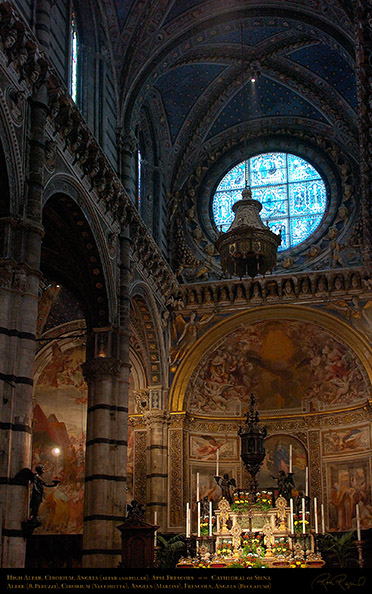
[32,342,87,534]
[186,320,368,415]
[327,460,372,532]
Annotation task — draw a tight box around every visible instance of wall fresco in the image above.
[322,426,370,456]
[32,342,87,534]
[327,459,372,532]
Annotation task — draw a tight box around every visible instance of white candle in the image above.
[290,498,294,534]
[216,448,219,476]
[188,504,191,537]
[289,445,293,474]
[356,503,361,541]
[197,472,200,502]
[209,500,212,537]
[321,503,325,534]
[305,467,309,497]
[302,497,306,534]
[154,511,158,548]
[314,497,318,534]
[197,501,201,537]
[186,503,190,538]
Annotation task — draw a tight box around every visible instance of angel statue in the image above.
[214,473,236,504]
[14,464,59,536]
[170,310,214,366]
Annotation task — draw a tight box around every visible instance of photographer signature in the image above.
[311,573,366,592]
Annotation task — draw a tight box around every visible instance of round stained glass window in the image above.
[212,152,327,251]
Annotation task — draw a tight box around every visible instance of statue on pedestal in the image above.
[14,464,59,537]
[215,473,236,504]
[271,470,294,502]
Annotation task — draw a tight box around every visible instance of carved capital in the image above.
[81,357,122,381]
[142,410,171,428]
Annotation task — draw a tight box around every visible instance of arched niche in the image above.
[130,284,167,403]
[169,305,372,415]
[41,190,111,336]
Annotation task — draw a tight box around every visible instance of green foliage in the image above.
[155,533,186,569]
[318,531,358,568]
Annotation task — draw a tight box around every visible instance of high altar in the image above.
[177,395,326,569]
[177,491,325,569]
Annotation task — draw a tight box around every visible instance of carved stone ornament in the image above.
[81,357,122,381]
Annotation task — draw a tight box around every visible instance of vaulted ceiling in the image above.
[103,0,358,191]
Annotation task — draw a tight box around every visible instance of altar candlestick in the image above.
[289,445,293,474]
[302,498,306,534]
[209,500,212,537]
[197,501,201,537]
[321,503,325,534]
[314,497,318,533]
[305,466,309,497]
[290,498,294,534]
[186,503,190,538]
[356,503,361,541]
[154,512,158,548]
[197,472,200,502]
[216,448,219,477]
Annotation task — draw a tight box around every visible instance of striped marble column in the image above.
[0,239,43,567]
[81,355,127,568]
[144,410,171,530]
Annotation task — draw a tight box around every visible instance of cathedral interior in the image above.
[1,0,372,570]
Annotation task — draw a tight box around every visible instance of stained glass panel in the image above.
[287,154,319,182]
[264,219,289,251]
[217,163,245,191]
[290,215,323,246]
[253,185,288,218]
[138,149,142,208]
[211,151,327,252]
[213,190,242,231]
[70,12,78,103]
[250,153,287,186]
[288,181,327,216]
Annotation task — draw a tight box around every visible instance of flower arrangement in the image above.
[254,491,273,511]
[272,537,290,556]
[199,519,209,535]
[216,541,233,556]
[230,553,265,568]
[231,491,250,511]
[293,510,310,533]
[199,515,215,535]
[193,560,211,568]
[289,559,307,568]
[242,532,265,556]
